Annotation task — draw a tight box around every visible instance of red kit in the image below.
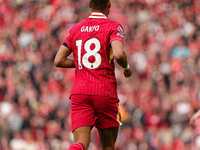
[65,12,124,98]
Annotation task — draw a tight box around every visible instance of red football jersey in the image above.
[65,12,124,98]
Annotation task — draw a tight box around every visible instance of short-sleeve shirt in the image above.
[65,12,124,98]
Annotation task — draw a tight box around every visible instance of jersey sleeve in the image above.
[109,24,124,44]
[65,29,73,51]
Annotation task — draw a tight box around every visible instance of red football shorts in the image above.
[70,94,122,132]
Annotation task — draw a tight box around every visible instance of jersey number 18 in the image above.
[76,38,102,69]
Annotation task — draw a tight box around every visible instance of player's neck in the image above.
[92,10,108,17]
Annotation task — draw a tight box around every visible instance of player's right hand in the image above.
[124,68,133,78]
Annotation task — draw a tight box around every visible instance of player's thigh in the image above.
[73,126,92,150]
[98,127,119,150]
[71,95,96,132]
[92,96,121,129]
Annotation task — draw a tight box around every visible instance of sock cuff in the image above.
[69,142,86,150]
[76,142,86,150]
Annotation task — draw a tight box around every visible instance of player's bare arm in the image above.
[111,40,133,77]
[54,45,76,68]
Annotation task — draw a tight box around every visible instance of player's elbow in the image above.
[54,58,61,67]
[54,61,59,67]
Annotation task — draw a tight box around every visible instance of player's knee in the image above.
[69,142,86,150]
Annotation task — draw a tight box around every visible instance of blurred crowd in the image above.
[0,0,200,149]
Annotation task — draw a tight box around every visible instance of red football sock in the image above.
[69,142,86,150]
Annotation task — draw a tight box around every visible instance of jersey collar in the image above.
[89,12,107,19]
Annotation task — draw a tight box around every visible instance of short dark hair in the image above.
[90,0,109,10]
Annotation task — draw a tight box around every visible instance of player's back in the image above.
[65,12,124,98]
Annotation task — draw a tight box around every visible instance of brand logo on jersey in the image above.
[81,26,99,32]
[117,26,124,37]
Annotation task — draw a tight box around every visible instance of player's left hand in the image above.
[124,68,133,78]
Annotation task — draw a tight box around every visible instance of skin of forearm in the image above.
[116,58,128,69]
[115,51,128,69]
[55,58,76,68]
